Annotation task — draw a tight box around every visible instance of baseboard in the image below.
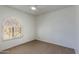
[36,38,75,49]
[0,39,34,51]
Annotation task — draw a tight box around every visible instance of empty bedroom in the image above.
[0,5,79,54]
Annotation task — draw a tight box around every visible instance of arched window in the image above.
[3,17,23,40]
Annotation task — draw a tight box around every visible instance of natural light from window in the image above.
[3,17,23,40]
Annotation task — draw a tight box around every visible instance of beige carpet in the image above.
[4,40,75,54]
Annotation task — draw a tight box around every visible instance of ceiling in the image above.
[8,5,73,15]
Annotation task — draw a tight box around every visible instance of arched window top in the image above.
[3,17,23,40]
[3,17,21,27]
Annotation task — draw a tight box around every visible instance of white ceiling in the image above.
[8,5,73,15]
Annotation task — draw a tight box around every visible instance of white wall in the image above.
[36,6,76,49]
[0,6,35,51]
[75,6,79,53]
[0,6,77,53]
